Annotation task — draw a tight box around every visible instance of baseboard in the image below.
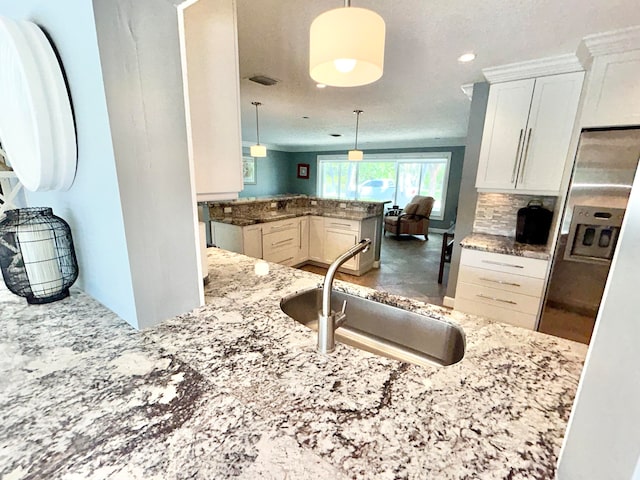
[429,228,450,234]
[443,296,455,308]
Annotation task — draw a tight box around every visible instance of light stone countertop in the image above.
[461,232,553,260]
[1,248,587,479]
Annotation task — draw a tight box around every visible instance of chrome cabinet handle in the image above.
[272,238,294,247]
[481,260,524,269]
[519,128,533,182]
[479,277,521,287]
[511,129,524,183]
[271,223,294,231]
[330,222,352,228]
[476,293,517,305]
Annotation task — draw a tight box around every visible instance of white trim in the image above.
[482,54,583,84]
[581,25,640,58]
[461,83,474,100]
[316,152,452,221]
[443,296,455,308]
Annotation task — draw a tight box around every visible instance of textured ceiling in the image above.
[236,0,640,152]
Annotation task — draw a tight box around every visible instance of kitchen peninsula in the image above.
[204,195,387,275]
[2,248,586,479]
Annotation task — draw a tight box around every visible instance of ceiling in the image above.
[236,0,640,152]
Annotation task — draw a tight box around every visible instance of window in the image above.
[317,153,451,220]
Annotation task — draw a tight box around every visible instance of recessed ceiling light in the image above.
[316,83,327,89]
[329,133,342,137]
[458,52,476,63]
[302,116,309,119]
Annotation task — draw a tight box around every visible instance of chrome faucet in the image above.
[318,238,372,353]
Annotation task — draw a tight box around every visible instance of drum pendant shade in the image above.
[310,7,385,87]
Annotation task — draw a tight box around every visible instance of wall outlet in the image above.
[270,202,277,208]
[224,207,232,214]
[339,203,346,209]
[311,200,317,206]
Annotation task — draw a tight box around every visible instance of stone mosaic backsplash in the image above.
[205,195,385,220]
[473,193,557,237]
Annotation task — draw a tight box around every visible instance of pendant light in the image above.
[250,101,267,157]
[348,109,363,161]
[309,1,385,87]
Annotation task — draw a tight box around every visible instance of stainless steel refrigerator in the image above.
[538,128,640,344]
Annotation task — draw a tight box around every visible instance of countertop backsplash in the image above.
[473,192,557,237]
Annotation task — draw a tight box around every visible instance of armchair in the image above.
[383,195,435,240]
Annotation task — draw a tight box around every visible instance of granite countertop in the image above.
[210,208,381,227]
[460,232,552,260]
[1,248,586,479]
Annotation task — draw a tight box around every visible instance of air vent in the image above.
[248,75,279,86]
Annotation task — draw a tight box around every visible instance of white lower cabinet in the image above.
[454,249,549,330]
[308,216,325,262]
[212,215,377,274]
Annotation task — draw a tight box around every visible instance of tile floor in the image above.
[300,232,450,307]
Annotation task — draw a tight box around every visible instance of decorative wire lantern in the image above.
[0,207,78,304]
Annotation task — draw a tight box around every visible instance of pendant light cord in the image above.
[353,109,362,150]
[252,101,261,145]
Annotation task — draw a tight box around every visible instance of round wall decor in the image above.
[0,15,77,192]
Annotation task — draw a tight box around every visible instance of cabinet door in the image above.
[297,216,309,264]
[324,229,359,270]
[181,0,243,201]
[517,72,584,192]
[309,216,324,262]
[476,79,535,190]
[243,225,262,259]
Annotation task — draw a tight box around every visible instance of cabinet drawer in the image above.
[456,281,542,315]
[458,265,545,297]
[455,297,537,330]
[263,228,297,256]
[323,218,360,232]
[263,246,298,266]
[460,249,548,278]
[262,218,299,235]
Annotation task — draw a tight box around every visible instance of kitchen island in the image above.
[1,248,586,479]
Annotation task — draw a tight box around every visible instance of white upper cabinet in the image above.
[179,0,243,202]
[476,71,584,194]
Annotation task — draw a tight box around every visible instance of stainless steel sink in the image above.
[280,287,465,367]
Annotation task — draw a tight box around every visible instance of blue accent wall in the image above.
[239,148,295,197]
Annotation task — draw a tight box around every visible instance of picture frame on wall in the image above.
[297,163,310,179]
[242,156,256,184]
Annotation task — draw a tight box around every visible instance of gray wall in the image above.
[239,148,294,197]
[93,0,201,329]
[0,0,137,321]
[446,82,489,299]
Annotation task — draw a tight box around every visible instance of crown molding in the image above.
[460,83,474,100]
[581,25,640,58]
[482,54,583,84]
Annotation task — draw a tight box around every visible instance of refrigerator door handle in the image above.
[511,129,525,183]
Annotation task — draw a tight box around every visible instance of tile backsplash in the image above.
[473,193,556,237]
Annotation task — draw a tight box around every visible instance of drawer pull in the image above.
[481,260,524,269]
[476,293,517,305]
[330,222,353,228]
[479,277,521,287]
[269,223,295,231]
[282,257,294,263]
[272,238,294,247]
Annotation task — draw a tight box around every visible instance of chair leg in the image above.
[424,235,428,241]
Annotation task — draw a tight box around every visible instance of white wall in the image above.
[92,0,203,329]
[0,0,137,321]
[557,160,640,479]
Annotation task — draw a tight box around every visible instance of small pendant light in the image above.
[250,101,267,157]
[348,109,363,161]
[309,1,385,87]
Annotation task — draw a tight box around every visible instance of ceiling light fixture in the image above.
[348,109,364,161]
[309,1,385,87]
[250,101,266,157]
[458,52,476,63]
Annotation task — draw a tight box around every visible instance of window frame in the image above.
[317,152,451,221]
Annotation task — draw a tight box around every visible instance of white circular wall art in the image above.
[0,15,77,192]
